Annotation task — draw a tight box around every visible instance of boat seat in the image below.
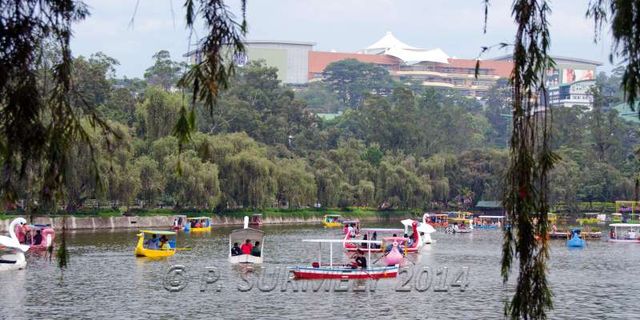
[0,259,17,264]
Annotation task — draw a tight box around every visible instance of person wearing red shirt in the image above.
[240,239,253,255]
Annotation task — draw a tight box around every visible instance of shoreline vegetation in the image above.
[0,207,416,220]
[0,201,622,220]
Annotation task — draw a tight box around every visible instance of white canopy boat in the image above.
[0,218,30,271]
[608,223,640,243]
[229,216,265,264]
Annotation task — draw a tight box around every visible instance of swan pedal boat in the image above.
[135,230,177,258]
[567,229,586,248]
[0,218,30,271]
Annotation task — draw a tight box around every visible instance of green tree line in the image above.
[5,52,639,214]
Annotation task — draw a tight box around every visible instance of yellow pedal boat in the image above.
[185,217,212,232]
[322,214,343,228]
[135,230,177,258]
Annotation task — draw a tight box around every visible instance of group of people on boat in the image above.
[231,239,261,257]
[14,222,43,246]
[190,219,208,228]
[610,228,638,240]
[473,217,502,228]
[144,234,172,250]
[343,223,359,238]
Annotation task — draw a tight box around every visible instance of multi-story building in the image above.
[185,40,314,85]
[492,55,601,108]
[186,33,600,104]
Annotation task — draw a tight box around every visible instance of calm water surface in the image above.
[1,223,639,319]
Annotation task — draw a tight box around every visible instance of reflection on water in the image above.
[1,223,640,319]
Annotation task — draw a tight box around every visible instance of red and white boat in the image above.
[289,239,399,280]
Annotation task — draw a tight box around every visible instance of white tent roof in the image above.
[384,47,450,64]
[366,31,417,52]
[363,32,450,64]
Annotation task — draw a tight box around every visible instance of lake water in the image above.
[1,223,639,319]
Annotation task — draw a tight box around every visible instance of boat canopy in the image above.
[251,213,262,216]
[400,219,417,227]
[302,239,382,244]
[230,228,264,242]
[610,223,640,227]
[325,214,341,217]
[342,220,359,224]
[611,213,622,216]
[478,215,505,219]
[361,228,405,233]
[140,230,176,235]
[187,216,210,220]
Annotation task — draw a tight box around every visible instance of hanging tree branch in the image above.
[485,1,557,319]
[175,0,247,153]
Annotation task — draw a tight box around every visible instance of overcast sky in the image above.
[71,0,615,78]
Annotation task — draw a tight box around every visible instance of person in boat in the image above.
[351,249,367,269]
[240,239,253,255]
[159,235,171,250]
[552,224,558,233]
[610,228,616,239]
[371,232,379,248]
[355,249,367,269]
[33,230,43,246]
[251,241,261,257]
[231,243,242,256]
[24,223,33,244]
[628,230,637,240]
[145,234,159,249]
[16,222,26,244]
[361,234,368,248]
[404,233,413,247]
[347,224,355,238]
[385,234,398,253]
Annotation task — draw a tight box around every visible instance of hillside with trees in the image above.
[6,51,639,215]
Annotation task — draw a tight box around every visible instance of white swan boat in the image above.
[0,218,30,271]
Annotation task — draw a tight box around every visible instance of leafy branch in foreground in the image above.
[486,0,557,319]
[175,0,248,152]
[0,1,114,208]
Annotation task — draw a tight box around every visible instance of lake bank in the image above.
[0,209,414,232]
